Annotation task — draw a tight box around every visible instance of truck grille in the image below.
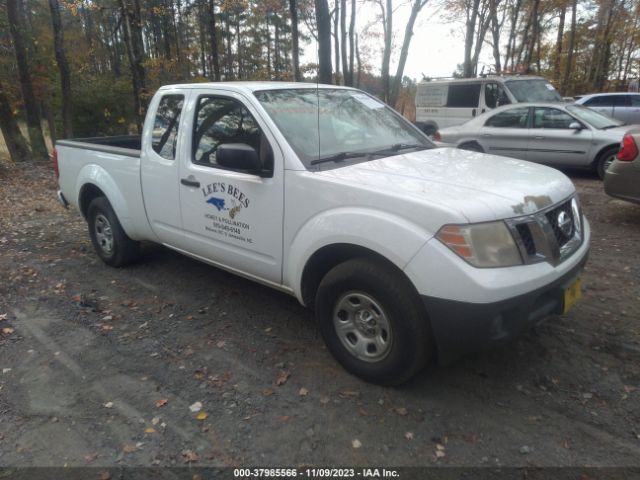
[506,197,583,266]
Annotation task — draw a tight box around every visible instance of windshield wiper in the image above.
[389,143,428,151]
[310,151,370,165]
[602,124,623,130]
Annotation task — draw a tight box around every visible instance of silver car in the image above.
[438,103,629,179]
[575,92,640,125]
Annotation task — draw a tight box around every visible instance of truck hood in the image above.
[315,147,576,223]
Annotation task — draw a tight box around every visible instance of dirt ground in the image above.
[0,162,639,469]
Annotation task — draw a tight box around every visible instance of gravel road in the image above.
[0,163,639,469]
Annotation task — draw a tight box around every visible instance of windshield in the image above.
[254,88,432,169]
[505,79,562,102]
[566,105,624,129]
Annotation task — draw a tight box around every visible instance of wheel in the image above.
[87,197,139,267]
[595,146,618,180]
[459,142,484,153]
[315,258,433,385]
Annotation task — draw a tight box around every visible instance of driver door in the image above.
[178,90,284,284]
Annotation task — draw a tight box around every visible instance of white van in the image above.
[415,75,562,135]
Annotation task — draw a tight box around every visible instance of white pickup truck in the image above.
[55,82,590,385]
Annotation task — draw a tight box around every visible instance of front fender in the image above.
[76,164,137,239]
[285,207,433,303]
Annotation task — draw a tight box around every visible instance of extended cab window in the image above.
[193,96,273,171]
[533,108,575,129]
[484,107,529,128]
[584,96,612,106]
[152,94,184,160]
[446,83,481,108]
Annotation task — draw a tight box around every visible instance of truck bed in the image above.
[56,135,141,157]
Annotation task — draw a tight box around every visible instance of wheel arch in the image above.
[592,143,620,167]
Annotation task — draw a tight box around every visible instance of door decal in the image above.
[202,182,253,243]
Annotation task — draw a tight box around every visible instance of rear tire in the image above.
[459,142,484,153]
[595,146,618,180]
[87,197,139,267]
[315,258,432,385]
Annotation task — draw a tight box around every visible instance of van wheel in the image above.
[595,146,618,180]
[315,258,432,385]
[87,197,139,267]
[459,142,484,153]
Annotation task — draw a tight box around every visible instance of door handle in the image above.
[181,178,200,188]
[472,108,477,117]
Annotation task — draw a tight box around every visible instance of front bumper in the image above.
[422,250,589,365]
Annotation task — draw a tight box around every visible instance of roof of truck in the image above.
[159,81,354,92]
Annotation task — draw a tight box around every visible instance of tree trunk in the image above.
[208,0,221,81]
[553,5,566,84]
[489,0,501,73]
[340,0,348,85]
[119,0,147,132]
[561,0,577,94]
[381,0,393,101]
[389,0,428,107]
[463,0,481,77]
[289,0,302,81]
[6,0,49,160]
[504,0,522,71]
[348,0,355,86]
[48,0,73,138]
[355,33,361,88]
[333,1,340,83]
[315,0,332,83]
[0,79,31,162]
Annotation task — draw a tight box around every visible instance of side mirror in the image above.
[216,143,262,173]
[569,122,583,130]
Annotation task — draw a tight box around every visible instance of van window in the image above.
[446,83,481,108]
[504,79,562,102]
[485,83,511,109]
[631,96,640,107]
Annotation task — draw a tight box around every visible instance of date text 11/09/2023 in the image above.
[233,468,400,478]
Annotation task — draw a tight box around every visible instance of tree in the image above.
[315,0,332,83]
[389,0,429,107]
[6,0,49,160]
[48,0,73,138]
[0,79,31,162]
[289,0,302,81]
[119,0,147,131]
[379,0,392,102]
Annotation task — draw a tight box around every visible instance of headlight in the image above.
[436,221,523,268]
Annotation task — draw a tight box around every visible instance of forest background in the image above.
[0,0,638,163]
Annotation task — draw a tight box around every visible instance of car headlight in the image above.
[436,221,523,268]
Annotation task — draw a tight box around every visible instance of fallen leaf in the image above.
[155,398,168,408]
[279,415,290,422]
[182,450,199,463]
[216,340,226,348]
[2,327,14,335]
[262,388,274,396]
[298,387,309,396]
[144,427,156,433]
[151,416,160,425]
[276,370,290,386]
[405,432,414,440]
[352,439,362,449]
[435,450,446,458]
[320,396,330,404]
[98,472,110,480]
[339,390,360,398]
[394,407,408,416]
[0,314,7,321]
[103,402,114,409]
[84,452,98,463]
[186,315,194,320]
[196,411,208,420]
[101,324,113,331]
[122,444,138,454]
[189,401,203,413]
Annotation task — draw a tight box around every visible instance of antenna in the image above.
[315,37,321,168]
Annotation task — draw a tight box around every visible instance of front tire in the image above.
[459,142,484,153]
[315,258,433,385]
[87,197,139,267]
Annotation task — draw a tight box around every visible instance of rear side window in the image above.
[632,96,640,107]
[584,96,613,107]
[151,94,184,160]
[484,107,529,128]
[446,83,481,108]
